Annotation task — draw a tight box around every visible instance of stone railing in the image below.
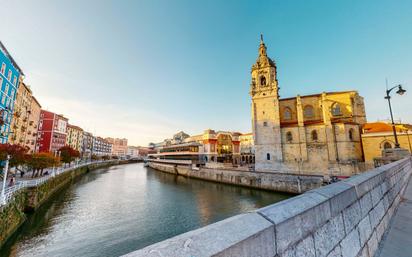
[124,157,412,257]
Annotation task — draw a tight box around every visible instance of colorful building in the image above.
[250,36,366,176]
[8,82,33,146]
[82,131,94,157]
[37,110,68,152]
[92,136,112,156]
[0,41,24,144]
[105,137,128,156]
[27,97,42,153]
[66,124,83,153]
[361,122,412,163]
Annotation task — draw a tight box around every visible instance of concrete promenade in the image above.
[377,174,412,257]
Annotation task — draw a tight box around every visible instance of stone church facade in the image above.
[250,36,366,176]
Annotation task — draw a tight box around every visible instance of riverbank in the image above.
[148,161,324,194]
[0,160,130,248]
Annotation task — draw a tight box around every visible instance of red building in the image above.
[37,110,68,152]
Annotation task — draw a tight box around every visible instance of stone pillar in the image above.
[296,95,308,161]
[321,93,338,162]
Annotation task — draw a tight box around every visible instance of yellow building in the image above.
[239,133,254,165]
[27,96,41,153]
[361,122,412,163]
[66,124,84,152]
[9,81,41,153]
[250,36,366,176]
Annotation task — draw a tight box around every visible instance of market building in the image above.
[361,122,412,163]
[37,110,68,152]
[250,36,366,176]
[0,41,24,144]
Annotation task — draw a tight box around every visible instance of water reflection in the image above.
[1,164,290,257]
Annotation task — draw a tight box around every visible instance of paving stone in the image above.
[367,231,378,257]
[311,182,357,216]
[258,192,330,253]
[340,228,361,257]
[295,235,315,257]
[369,201,384,229]
[326,245,342,257]
[357,215,372,247]
[370,186,383,207]
[343,201,362,234]
[358,192,372,218]
[356,246,369,257]
[314,214,345,257]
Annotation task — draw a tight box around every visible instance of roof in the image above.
[0,41,24,76]
[363,122,410,133]
[280,91,358,101]
[67,124,83,131]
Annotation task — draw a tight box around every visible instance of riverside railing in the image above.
[0,160,113,207]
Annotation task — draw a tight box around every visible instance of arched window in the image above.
[383,142,392,149]
[349,128,355,141]
[260,76,266,86]
[284,108,292,120]
[304,105,314,118]
[311,130,318,141]
[332,103,342,116]
[286,131,293,142]
[266,153,270,160]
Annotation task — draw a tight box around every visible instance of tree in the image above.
[0,143,30,175]
[26,152,59,177]
[58,146,80,167]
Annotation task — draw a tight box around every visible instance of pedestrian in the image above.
[9,176,14,187]
[20,171,25,178]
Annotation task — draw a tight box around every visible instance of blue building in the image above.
[0,41,24,144]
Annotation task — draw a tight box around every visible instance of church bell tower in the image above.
[250,35,283,171]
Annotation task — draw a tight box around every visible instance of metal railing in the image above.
[0,160,114,207]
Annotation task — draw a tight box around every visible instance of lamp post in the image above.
[1,155,10,205]
[384,84,406,148]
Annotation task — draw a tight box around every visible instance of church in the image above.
[250,36,366,176]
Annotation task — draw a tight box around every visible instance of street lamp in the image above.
[1,155,10,205]
[384,84,407,148]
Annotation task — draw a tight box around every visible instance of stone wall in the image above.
[127,157,411,257]
[148,162,323,194]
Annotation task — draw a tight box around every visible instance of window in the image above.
[263,121,268,126]
[13,76,17,86]
[0,77,2,90]
[383,142,392,149]
[260,76,266,86]
[311,130,318,141]
[0,63,5,75]
[304,105,314,118]
[7,70,12,81]
[266,153,270,160]
[332,103,342,116]
[284,108,292,120]
[349,128,355,141]
[4,83,9,95]
[286,131,293,142]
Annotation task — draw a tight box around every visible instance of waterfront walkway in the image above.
[377,175,412,257]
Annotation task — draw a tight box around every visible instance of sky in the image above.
[0,0,411,146]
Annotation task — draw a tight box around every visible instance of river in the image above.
[0,163,290,257]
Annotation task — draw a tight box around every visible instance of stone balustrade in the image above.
[124,157,412,257]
